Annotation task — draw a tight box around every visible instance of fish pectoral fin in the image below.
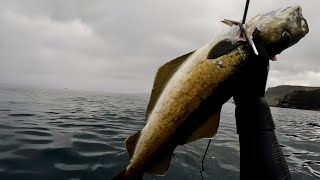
[145,150,174,175]
[185,110,221,144]
[145,51,194,122]
[125,130,141,160]
[207,41,240,60]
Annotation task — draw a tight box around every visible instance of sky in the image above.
[0,0,319,93]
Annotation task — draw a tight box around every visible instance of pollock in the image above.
[113,5,309,179]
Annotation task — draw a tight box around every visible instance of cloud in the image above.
[0,0,319,93]
[0,9,111,89]
[268,70,320,87]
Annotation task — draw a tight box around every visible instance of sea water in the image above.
[0,86,319,180]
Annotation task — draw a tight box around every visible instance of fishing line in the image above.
[199,1,251,179]
[200,139,211,180]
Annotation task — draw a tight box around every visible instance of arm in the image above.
[233,43,291,180]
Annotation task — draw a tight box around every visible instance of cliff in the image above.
[265,85,320,110]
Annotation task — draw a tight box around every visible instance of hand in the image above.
[232,42,275,133]
[233,41,270,104]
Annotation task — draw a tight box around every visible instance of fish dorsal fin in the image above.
[145,51,194,122]
[185,108,221,144]
[221,19,242,26]
[145,151,173,175]
[125,131,141,160]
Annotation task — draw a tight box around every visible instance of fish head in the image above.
[246,5,309,58]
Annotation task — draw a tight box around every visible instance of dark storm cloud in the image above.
[0,0,319,92]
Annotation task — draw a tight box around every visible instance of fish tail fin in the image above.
[112,168,143,180]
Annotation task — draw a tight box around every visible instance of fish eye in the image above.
[282,31,292,45]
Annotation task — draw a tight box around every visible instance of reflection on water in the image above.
[0,86,319,180]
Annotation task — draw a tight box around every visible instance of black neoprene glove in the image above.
[233,42,275,134]
[232,42,291,180]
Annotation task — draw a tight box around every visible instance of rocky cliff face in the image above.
[265,85,320,110]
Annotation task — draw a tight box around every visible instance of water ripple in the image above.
[54,163,89,171]
[15,130,52,137]
[8,113,36,117]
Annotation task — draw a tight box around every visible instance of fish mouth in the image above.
[267,31,293,61]
[270,17,309,62]
[301,18,309,34]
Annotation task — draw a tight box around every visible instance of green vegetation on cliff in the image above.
[265,85,320,110]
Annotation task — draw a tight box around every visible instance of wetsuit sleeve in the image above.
[232,42,291,180]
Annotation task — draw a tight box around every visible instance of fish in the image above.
[113,5,309,180]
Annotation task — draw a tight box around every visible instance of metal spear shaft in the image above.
[242,0,250,24]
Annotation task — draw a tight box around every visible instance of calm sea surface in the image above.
[0,86,319,180]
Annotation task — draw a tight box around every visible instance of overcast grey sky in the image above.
[0,0,318,93]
